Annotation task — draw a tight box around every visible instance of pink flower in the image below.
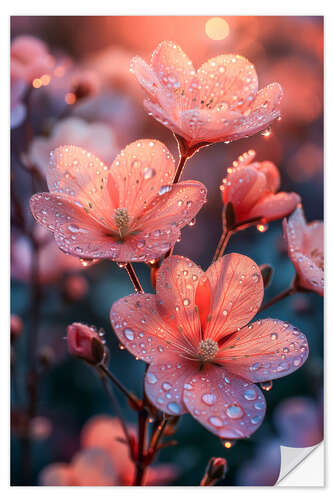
[30,140,207,262]
[81,416,178,485]
[11,35,54,83]
[283,206,324,296]
[221,150,300,225]
[110,253,309,439]
[67,322,105,364]
[28,117,117,178]
[131,41,283,149]
[40,416,177,486]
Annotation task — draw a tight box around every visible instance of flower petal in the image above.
[248,192,300,222]
[136,180,207,232]
[151,41,199,115]
[156,255,204,348]
[71,448,115,486]
[232,82,283,139]
[110,293,173,363]
[130,56,161,99]
[223,166,268,222]
[145,354,197,415]
[291,251,324,296]
[183,364,266,439]
[217,319,309,382]
[109,139,175,218]
[204,253,264,342]
[256,161,280,193]
[47,145,115,227]
[30,192,121,260]
[197,54,258,111]
[283,205,306,250]
[39,463,75,486]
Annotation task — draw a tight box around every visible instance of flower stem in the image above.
[213,229,232,262]
[173,153,189,184]
[124,263,144,293]
[134,407,149,486]
[98,363,142,411]
[99,372,134,453]
[259,285,296,312]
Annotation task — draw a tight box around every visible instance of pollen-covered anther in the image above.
[114,208,130,238]
[197,339,219,362]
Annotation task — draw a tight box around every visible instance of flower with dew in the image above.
[131,41,283,152]
[283,205,323,296]
[110,253,309,439]
[11,35,54,83]
[221,150,300,226]
[29,140,207,262]
[28,117,117,178]
[39,416,177,486]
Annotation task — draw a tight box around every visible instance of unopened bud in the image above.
[11,314,23,340]
[201,457,227,486]
[260,264,274,288]
[67,322,105,365]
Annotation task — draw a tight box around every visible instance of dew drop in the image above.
[260,380,273,392]
[162,382,172,391]
[226,404,244,419]
[143,167,156,179]
[201,393,217,406]
[123,328,134,341]
[209,416,224,427]
[147,373,157,384]
[243,389,257,401]
[167,402,181,414]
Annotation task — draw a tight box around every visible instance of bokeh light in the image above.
[205,17,230,40]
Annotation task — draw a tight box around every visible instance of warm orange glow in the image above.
[223,441,232,448]
[65,92,76,105]
[32,78,42,88]
[40,74,51,86]
[205,17,230,41]
[257,224,268,233]
[261,127,272,138]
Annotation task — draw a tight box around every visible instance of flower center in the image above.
[114,208,130,239]
[197,339,219,363]
[310,248,324,271]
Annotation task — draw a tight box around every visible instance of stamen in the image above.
[114,208,130,239]
[197,339,219,363]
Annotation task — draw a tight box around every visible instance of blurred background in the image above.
[10,16,323,486]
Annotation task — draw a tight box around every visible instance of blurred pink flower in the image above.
[11,35,54,83]
[11,229,83,284]
[110,253,308,439]
[28,117,117,177]
[30,140,207,262]
[40,416,177,486]
[273,396,323,448]
[131,41,282,149]
[221,150,300,225]
[283,206,324,296]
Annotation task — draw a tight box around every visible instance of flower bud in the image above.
[201,457,227,486]
[67,322,105,365]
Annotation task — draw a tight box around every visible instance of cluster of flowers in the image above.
[24,40,323,484]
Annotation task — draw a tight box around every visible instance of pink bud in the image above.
[67,323,105,364]
[201,457,228,486]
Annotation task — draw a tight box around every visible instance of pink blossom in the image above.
[30,140,207,262]
[131,41,283,149]
[283,206,323,296]
[110,253,309,439]
[11,35,54,83]
[40,416,178,486]
[222,150,300,225]
[67,322,105,364]
[28,117,117,178]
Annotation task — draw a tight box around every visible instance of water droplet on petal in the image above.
[201,393,217,406]
[260,380,273,392]
[209,416,224,427]
[243,389,257,401]
[167,402,181,414]
[147,373,157,384]
[226,404,244,419]
[123,328,134,341]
